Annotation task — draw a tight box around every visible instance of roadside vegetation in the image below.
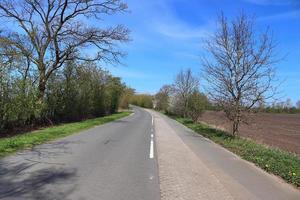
[154,12,300,188]
[0,1,131,137]
[154,69,210,122]
[0,111,130,158]
[130,94,154,108]
[168,115,300,187]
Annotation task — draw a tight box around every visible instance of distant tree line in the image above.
[129,69,210,121]
[256,99,300,114]
[130,94,154,108]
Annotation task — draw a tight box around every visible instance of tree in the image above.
[119,87,135,109]
[187,90,209,122]
[203,13,278,137]
[285,98,292,109]
[297,100,300,109]
[172,69,199,117]
[0,48,41,130]
[0,0,129,100]
[155,85,172,112]
[45,60,127,122]
[130,94,153,108]
[106,77,125,114]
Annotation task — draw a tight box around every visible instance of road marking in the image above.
[150,114,154,159]
[149,137,154,159]
[151,115,154,126]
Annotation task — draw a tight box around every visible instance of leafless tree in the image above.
[285,98,292,109]
[155,84,172,111]
[0,0,129,100]
[172,69,199,117]
[202,13,279,136]
[296,100,300,109]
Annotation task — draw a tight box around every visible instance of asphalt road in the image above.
[0,107,160,200]
[1,107,300,200]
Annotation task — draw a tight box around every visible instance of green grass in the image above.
[0,111,131,158]
[169,115,300,188]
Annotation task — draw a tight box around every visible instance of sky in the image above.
[103,0,300,104]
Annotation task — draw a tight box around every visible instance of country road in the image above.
[1,107,300,200]
[0,108,160,200]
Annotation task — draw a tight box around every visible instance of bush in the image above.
[187,91,209,122]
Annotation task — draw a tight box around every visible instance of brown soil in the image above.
[199,111,300,155]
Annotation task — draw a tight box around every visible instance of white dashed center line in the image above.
[150,115,154,159]
[149,138,154,159]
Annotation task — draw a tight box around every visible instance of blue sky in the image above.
[104,0,300,104]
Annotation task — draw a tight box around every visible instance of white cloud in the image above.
[259,10,300,21]
[243,0,300,6]
[155,21,211,40]
[126,0,212,40]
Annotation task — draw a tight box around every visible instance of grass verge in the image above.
[168,114,300,188]
[0,111,131,158]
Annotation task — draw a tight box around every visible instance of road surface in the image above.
[0,108,160,200]
[0,107,299,200]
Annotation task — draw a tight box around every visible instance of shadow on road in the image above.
[0,163,77,200]
[0,140,81,200]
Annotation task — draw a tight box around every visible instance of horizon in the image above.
[103,0,300,105]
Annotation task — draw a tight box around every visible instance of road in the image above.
[0,107,160,200]
[0,107,300,200]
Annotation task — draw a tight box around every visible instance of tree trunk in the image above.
[232,120,239,137]
[232,108,241,137]
[38,72,47,102]
[183,98,189,118]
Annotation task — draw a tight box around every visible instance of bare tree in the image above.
[285,98,292,109]
[296,100,300,109]
[155,84,172,111]
[203,13,278,136]
[172,69,199,117]
[0,0,129,100]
